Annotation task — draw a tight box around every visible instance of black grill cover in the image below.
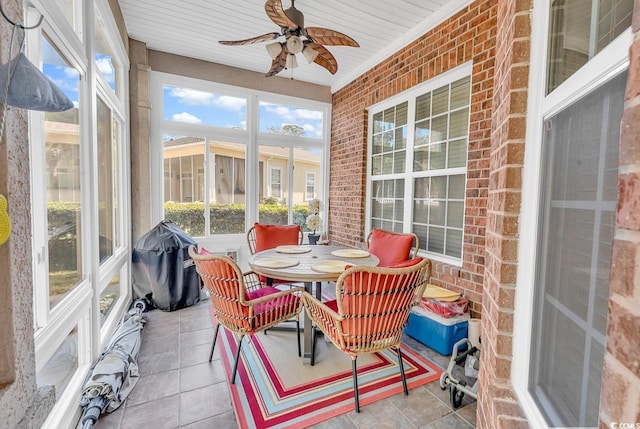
[132,220,201,311]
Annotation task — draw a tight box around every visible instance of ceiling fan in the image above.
[219,0,359,77]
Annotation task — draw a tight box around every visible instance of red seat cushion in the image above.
[368,229,415,267]
[254,223,300,252]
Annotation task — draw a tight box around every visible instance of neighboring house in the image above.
[0,1,638,429]
[163,137,321,206]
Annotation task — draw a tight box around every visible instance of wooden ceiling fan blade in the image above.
[265,0,298,29]
[219,32,280,45]
[266,46,289,77]
[308,43,338,74]
[305,27,359,47]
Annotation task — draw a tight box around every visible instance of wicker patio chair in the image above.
[246,223,304,255]
[189,245,304,384]
[366,228,419,267]
[301,257,431,412]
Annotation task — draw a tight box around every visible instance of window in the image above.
[547,0,633,93]
[368,66,471,264]
[28,2,130,426]
[95,13,122,96]
[41,34,83,309]
[153,74,329,240]
[270,167,282,198]
[514,0,632,427]
[306,172,316,200]
[531,66,626,429]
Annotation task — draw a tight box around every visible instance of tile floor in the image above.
[93,293,477,429]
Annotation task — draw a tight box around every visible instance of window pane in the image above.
[445,229,463,258]
[429,142,447,170]
[416,93,431,120]
[431,86,449,115]
[97,98,114,263]
[37,325,78,400]
[212,148,247,234]
[100,273,121,326]
[95,15,120,95]
[447,201,464,228]
[449,175,466,199]
[43,35,82,308]
[450,77,471,109]
[450,108,469,139]
[430,115,448,143]
[531,71,625,427]
[259,102,323,139]
[396,102,408,126]
[427,226,445,253]
[546,0,632,93]
[415,119,430,147]
[164,85,246,129]
[373,111,384,133]
[53,0,80,34]
[448,139,468,168]
[163,135,207,236]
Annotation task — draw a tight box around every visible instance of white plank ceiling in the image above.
[118,0,471,91]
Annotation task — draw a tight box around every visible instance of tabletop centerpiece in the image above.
[306,199,321,245]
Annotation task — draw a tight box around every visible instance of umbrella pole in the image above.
[80,396,108,429]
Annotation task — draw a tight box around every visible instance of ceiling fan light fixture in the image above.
[266,42,283,59]
[302,46,318,63]
[286,35,304,54]
[285,53,298,69]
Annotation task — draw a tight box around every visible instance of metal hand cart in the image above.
[439,338,479,409]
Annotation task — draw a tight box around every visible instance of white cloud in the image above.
[96,58,114,82]
[265,105,322,121]
[212,95,245,112]
[63,67,80,79]
[172,112,202,124]
[50,77,78,93]
[168,88,245,112]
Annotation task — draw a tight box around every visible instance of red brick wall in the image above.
[330,0,497,317]
[599,0,640,426]
[477,0,531,427]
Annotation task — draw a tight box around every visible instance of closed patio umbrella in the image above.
[79,307,146,428]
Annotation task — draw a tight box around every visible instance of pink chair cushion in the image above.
[254,223,300,252]
[247,286,300,318]
[368,228,415,267]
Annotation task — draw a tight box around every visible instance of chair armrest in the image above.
[242,271,264,292]
[301,292,345,347]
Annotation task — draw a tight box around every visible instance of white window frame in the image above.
[365,62,472,267]
[27,0,131,426]
[269,166,283,199]
[305,171,316,200]
[511,1,632,426]
[149,72,331,258]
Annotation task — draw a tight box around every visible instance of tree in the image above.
[267,124,306,136]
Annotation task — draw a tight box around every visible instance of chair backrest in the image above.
[334,257,431,353]
[247,223,303,254]
[188,246,251,332]
[366,228,419,267]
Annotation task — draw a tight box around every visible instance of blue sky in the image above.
[40,38,323,140]
[162,85,324,138]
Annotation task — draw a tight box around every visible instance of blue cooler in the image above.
[405,307,469,355]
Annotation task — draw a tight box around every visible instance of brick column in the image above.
[477,0,531,427]
[599,1,640,426]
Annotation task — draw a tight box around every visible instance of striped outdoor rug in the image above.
[212,308,441,428]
